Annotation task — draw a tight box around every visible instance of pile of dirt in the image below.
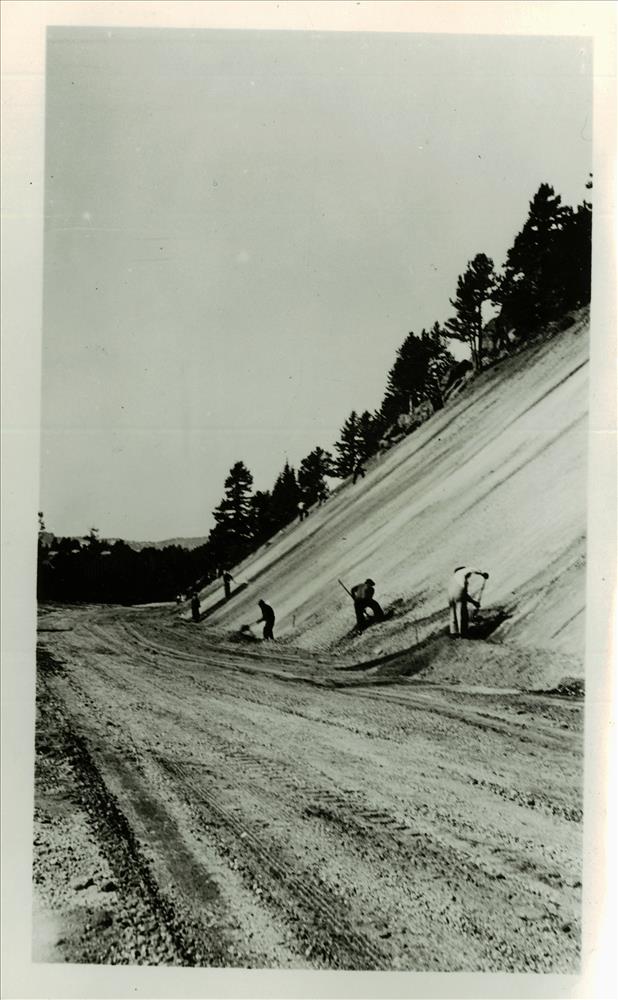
[541,678,585,698]
[326,628,582,695]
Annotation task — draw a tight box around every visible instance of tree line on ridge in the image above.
[37,180,592,603]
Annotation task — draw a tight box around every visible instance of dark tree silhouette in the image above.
[446,253,496,371]
[556,199,592,311]
[381,327,453,420]
[423,323,454,410]
[357,411,384,461]
[495,183,566,336]
[298,447,333,506]
[209,460,255,567]
[250,489,276,547]
[334,411,362,478]
[270,461,300,530]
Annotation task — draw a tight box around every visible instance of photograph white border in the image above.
[2,3,615,998]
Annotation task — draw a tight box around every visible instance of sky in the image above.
[40,27,592,541]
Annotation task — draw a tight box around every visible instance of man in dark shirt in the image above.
[190,592,201,623]
[352,459,366,484]
[350,578,384,630]
[223,570,234,600]
[256,599,275,640]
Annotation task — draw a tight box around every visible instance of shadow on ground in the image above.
[335,607,512,679]
[200,582,248,619]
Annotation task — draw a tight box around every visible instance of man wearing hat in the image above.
[447,566,489,638]
[350,578,384,630]
[256,599,276,640]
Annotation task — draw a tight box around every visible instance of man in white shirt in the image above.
[447,566,489,638]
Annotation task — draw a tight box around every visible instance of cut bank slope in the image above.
[198,310,588,685]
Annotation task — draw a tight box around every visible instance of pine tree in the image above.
[249,490,276,546]
[446,253,496,370]
[424,323,454,409]
[334,411,361,477]
[209,460,254,566]
[298,447,333,506]
[558,199,592,310]
[357,411,382,461]
[496,183,566,336]
[381,326,453,421]
[382,333,426,420]
[270,461,300,529]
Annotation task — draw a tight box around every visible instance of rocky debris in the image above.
[32,667,189,967]
[71,876,95,891]
[540,678,585,698]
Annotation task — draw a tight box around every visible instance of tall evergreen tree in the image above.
[556,198,592,310]
[298,447,333,506]
[446,253,496,370]
[381,326,453,421]
[209,460,254,567]
[270,461,300,529]
[420,323,454,410]
[334,411,361,477]
[357,411,383,460]
[249,489,276,546]
[495,183,566,336]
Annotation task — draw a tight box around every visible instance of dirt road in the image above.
[34,604,583,972]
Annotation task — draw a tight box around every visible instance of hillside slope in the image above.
[197,309,589,687]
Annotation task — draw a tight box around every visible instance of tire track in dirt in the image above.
[100,617,582,752]
[58,619,583,866]
[60,619,582,837]
[134,676,580,970]
[155,756,389,969]
[146,733,578,971]
[36,608,582,971]
[34,659,205,966]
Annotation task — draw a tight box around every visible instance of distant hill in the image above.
[40,534,209,552]
[124,536,209,552]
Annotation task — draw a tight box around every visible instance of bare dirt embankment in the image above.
[198,308,589,690]
[32,317,588,971]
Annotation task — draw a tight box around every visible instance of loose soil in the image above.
[34,604,583,972]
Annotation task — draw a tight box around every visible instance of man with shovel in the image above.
[340,578,385,631]
[256,599,276,641]
[447,566,489,638]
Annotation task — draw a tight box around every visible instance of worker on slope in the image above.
[447,566,489,638]
[190,591,201,623]
[256,599,276,640]
[352,459,366,484]
[223,569,234,600]
[350,578,384,630]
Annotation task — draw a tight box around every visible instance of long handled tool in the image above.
[471,576,487,617]
[338,578,353,599]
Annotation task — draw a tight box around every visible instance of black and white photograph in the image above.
[1,2,616,996]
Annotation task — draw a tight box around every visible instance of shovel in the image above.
[471,577,487,619]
